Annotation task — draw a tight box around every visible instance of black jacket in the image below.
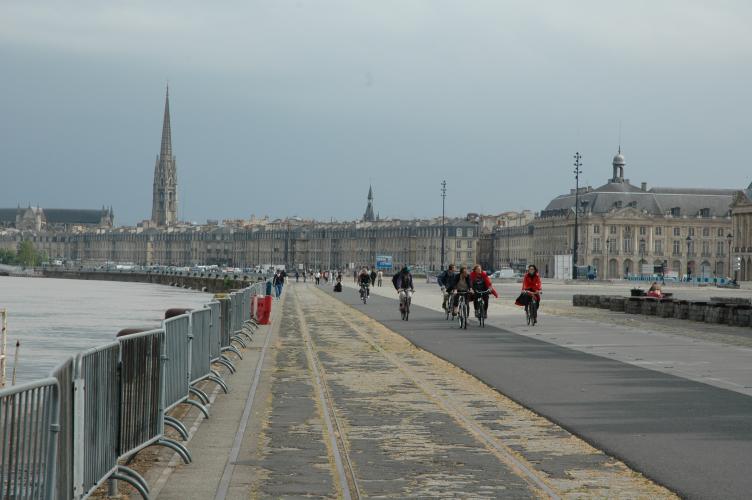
[446,273,471,293]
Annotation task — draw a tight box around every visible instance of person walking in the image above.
[272,271,284,299]
[370,268,377,286]
[377,270,383,287]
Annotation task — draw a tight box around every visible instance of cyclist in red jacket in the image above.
[470,265,498,317]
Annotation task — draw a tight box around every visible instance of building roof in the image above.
[44,209,104,224]
[542,151,734,218]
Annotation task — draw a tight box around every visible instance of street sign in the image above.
[375,255,393,270]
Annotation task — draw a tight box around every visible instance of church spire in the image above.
[363,185,375,222]
[151,85,178,226]
[160,85,172,158]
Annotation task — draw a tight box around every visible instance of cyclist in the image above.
[447,266,471,316]
[470,264,498,318]
[358,268,371,297]
[437,264,456,311]
[515,264,542,324]
[392,266,415,313]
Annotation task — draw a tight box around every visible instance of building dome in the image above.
[612,153,626,166]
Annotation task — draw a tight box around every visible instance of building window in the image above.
[688,227,695,237]
[655,240,663,254]
[456,228,463,237]
[655,226,663,236]
[670,207,681,217]
[717,241,725,256]
[639,226,647,235]
[673,227,681,237]
[702,227,710,237]
[467,229,474,238]
[456,240,461,249]
[718,228,725,237]
[610,225,617,235]
[699,208,710,218]
[466,240,473,249]
[673,240,681,255]
[623,238,632,253]
[593,225,600,234]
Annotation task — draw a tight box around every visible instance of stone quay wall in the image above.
[573,294,752,328]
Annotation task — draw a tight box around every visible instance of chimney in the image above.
[641,182,647,191]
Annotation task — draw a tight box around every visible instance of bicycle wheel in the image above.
[464,303,469,329]
[526,304,531,325]
[532,301,538,325]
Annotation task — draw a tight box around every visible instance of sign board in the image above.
[554,254,572,280]
[641,264,654,275]
[375,255,393,270]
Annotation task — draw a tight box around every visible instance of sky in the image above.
[1,1,751,226]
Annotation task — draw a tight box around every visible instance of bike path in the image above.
[326,286,752,500]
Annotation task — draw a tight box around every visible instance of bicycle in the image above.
[359,284,369,304]
[441,287,451,320]
[524,291,540,326]
[454,291,470,329]
[398,288,413,321]
[473,289,490,327]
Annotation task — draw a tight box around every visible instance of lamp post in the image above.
[727,233,733,279]
[441,180,447,271]
[573,152,582,280]
[686,235,693,281]
[639,237,645,276]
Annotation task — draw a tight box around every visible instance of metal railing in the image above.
[0,377,60,500]
[0,280,269,499]
[72,343,121,499]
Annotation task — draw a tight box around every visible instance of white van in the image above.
[493,268,515,279]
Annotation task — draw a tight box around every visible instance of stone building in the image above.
[151,87,178,226]
[0,206,113,232]
[730,186,752,280]
[6,216,480,271]
[535,150,735,279]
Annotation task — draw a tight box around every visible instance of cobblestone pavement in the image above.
[241,284,675,499]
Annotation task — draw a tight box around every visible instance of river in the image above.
[0,276,211,384]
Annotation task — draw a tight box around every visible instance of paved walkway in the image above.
[329,281,752,500]
[352,281,752,397]
[150,284,673,499]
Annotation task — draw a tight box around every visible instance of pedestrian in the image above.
[295,270,300,282]
[303,271,307,283]
[377,270,383,287]
[370,268,377,286]
[272,271,284,299]
[315,270,321,285]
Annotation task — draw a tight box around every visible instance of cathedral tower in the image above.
[151,86,178,226]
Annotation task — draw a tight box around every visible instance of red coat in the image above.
[521,273,542,293]
[470,271,499,298]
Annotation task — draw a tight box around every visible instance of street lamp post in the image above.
[441,180,447,271]
[573,152,582,280]
[727,233,733,279]
[686,235,693,281]
[639,237,645,276]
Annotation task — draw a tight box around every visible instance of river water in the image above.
[0,276,211,384]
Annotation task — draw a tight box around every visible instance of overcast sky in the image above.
[2,1,751,226]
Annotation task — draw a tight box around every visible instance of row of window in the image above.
[592,237,728,255]
[593,225,729,238]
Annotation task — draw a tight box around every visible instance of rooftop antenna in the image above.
[618,120,622,154]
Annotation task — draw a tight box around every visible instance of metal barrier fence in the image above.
[0,377,60,500]
[162,315,191,413]
[0,281,268,499]
[73,343,120,498]
[189,308,212,386]
[51,357,74,500]
[118,329,164,459]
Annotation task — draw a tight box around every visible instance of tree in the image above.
[0,249,17,265]
[17,240,38,268]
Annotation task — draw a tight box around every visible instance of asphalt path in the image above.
[325,285,752,500]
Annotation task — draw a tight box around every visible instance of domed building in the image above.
[534,150,735,279]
